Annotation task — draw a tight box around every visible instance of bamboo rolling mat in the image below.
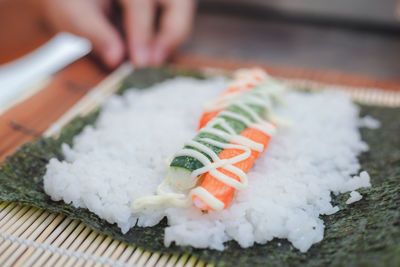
[1,56,400,267]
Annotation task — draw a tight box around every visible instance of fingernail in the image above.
[152,45,167,65]
[134,45,149,67]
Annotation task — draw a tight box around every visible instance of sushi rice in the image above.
[44,76,374,252]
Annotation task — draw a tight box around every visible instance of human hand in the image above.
[39,0,196,68]
[397,1,400,18]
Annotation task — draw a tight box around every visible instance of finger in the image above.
[72,4,125,68]
[397,1,400,18]
[152,0,196,65]
[121,0,155,66]
[44,0,125,68]
[83,10,125,68]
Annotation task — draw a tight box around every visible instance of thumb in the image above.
[152,0,195,65]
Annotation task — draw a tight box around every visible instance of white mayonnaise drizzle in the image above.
[133,71,285,211]
[202,91,243,112]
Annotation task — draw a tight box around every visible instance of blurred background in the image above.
[1,0,400,78]
[185,0,400,79]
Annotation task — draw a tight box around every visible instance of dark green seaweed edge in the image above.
[0,67,399,267]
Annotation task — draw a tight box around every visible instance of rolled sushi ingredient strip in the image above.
[198,68,269,129]
[199,70,285,129]
[192,126,271,210]
[166,117,275,211]
[133,103,276,211]
[133,69,284,211]
[133,116,268,210]
[167,92,276,184]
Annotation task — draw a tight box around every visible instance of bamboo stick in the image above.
[155,253,171,267]
[41,223,90,267]
[19,217,72,266]
[2,213,59,265]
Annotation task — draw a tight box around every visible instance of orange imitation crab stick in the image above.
[198,71,266,129]
[199,109,223,130]
[192,127,272,210]
[199,86,255,129]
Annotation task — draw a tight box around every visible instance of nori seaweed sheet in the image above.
[0,68,399,266]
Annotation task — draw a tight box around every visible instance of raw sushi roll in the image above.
[134,69,285,211]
